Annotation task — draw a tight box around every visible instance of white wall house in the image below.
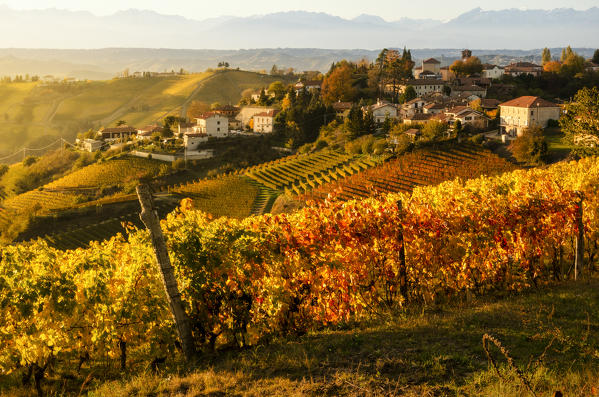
[400,79,445,97]
[193,113,229,138]
[499,96,561,137]
[184,133,209,150]
[482,65,505,80]
[83,139,104,152]
[237,106,277,128]
[253,109,279,133]
[367,101,399,123]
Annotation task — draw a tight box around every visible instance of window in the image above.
[217,128,220,132]
[531,110,534,115]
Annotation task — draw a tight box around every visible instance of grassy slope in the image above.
[0,70,291,157]
[2,281,591,396]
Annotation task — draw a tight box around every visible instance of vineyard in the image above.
[171,175,260,219]
[45,158,165,190]
[244,150,383,194]
[1,155,598,396]
[304,144,518,201]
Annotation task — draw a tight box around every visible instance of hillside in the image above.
[1,155,598,397]
[0,70,290,158]
[304,144,517,202]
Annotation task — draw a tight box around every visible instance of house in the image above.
[499,96,561,137]
[404,128,422,140]
[423,102,446,114]
[444,106,489,129]
[332,101,352,119]
[585,62,599,72]
[401,97,426,118]
[253,109,279,133]
[451,85,487,98]
[98,125,137,141]
[367,101,399,123]
[440,66,456,81]
[482,64,505,80]
[183,133,209,150]
[400,79,445,97]
[251,90,276,102]
[413,58,442,79]
[83,139,104,152]
[504,62,543,77]
[137,124,162,140]
[228,118,243,131]
[237,106,277,128]
[193,113,229,138]
[480,99,501,112]
[403,113,435,125]
[177,122,195,136]
[212,105,240,118]
[294,80,322,93]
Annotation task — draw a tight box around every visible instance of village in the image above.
[75,48,599,163]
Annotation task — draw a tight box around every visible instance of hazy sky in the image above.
[1,0,599,20]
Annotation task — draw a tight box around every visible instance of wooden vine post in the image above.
[396,200,408,302]
[136,184,197,362]
[574,191,584,280]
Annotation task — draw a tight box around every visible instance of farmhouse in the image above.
[183,133,209,150]
[82,139,104,152]
[333,101,352,119]
[499,96,561,137]
[444,106,489,128]
[504,62,543,77]
[253,109,279,133]
[98,125,137,141]
[136,124,162,140]
[193,113,229,137]
[366,101,399,123]
[294,80,322,93]
[237,106,277,128]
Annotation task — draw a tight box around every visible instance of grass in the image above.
[545,127,576,162]
[0,70,291,158]
[3,281,596,396]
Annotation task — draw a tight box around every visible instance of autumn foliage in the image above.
[1,156,598,387]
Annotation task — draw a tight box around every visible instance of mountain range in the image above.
[0,6,598,49]
[0,6,597,78]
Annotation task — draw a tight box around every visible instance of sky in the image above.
[1,0,599,20]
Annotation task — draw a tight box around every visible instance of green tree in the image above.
[593,49,599,64]
[511,126,548,164]
[116,120,127,126]
[421,120,448,141]
[560,86,599,144]
[542,48,552,65]
[268,81,286,100]
[401,86,417,103]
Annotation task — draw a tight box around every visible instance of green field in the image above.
[0,70,291,158]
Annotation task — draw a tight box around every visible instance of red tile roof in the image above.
[423,58,441,64]
[254,109,279,117]
[499,96,559,108]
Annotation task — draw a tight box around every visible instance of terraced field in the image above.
[171,175,260,219]
[46,158,164,190]
[304,144,518,202]
[244,151,383,195]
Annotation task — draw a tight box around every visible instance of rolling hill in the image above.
[0,70,291,158]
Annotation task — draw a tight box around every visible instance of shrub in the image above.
[510,126,548,164]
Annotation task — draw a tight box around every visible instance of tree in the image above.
[542,48,552,65]
[268,81,286,100]
[442,85,452,97]
[321,63,357,103]
[543,61,561,73]
[421,120,448,141]
[401,86,417,103]
[560,86,599,144]
[593,49,599,64]
[511,126,548,164]
[116,120,127,126]
[562,51,586,75]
